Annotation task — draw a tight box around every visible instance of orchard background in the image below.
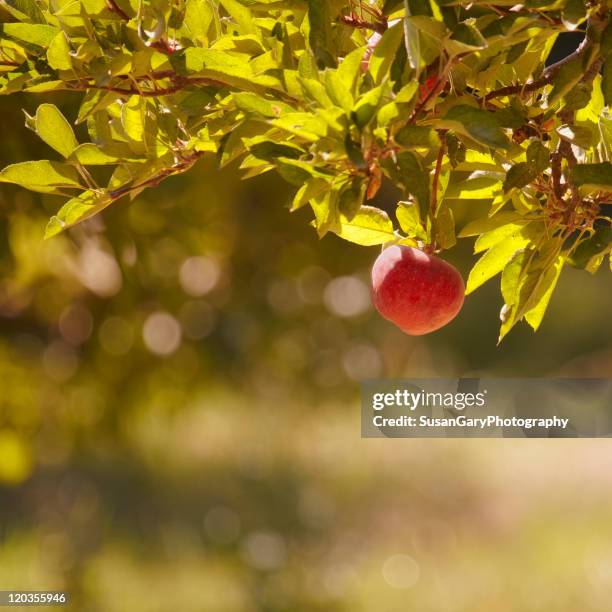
[0,1,610,611]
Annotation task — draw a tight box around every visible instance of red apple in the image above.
[371,245,465,335]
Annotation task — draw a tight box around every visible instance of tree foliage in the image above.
[0,0,610,339]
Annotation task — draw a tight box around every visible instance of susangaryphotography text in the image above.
[361,379,612,438]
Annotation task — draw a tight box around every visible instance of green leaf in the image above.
[182,0,214,46]
[526,140,549,172]
[233,92,290,117]
[77,90,116,124]
[459,211,523,238]
[299,77,332,107]
[396,201,427,240]
[403,0,421,73]
[69,143,140,165]
[548,55,584,107]
[47,31,72,71]
[271,112,328,141]
[22,80,64,93]
[338,179,365,220]
[369,21,404,85]
[572,163,612,189]
[474,221,532,254]
[391,151,431,221]
[523,255,564,330]
[353,85,385,128]
[395,125,440,148]
[434,202,456,249]
[0,23,59,47]
[445,23,487,57]
[34,104,78,158]
[0,0,46,23]
[444,105,510,149]
[503,162,536,193]
[291,177,329,212]
[276,158,329,186]
[556,124,595,149]
[45,190,113,238]
[337,47,364,94]
[570,227,612,270]
[310,188,340,237]
[0,160,81,193]
[180,48,280,91]
[219,0,256,35]
[334,206,395,246]
[248,140,303,162]
[499,245,565,340]
[561,0,586,30]
[121,96,145,142]
[324,69,353,113]
[501,249,527,307]
[466,228,531,294]
[307,0,335,69]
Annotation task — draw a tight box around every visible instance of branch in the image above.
[485,76,550,102]
[340,2,387,34]
[109,151,202,200]
[431,137,446,218]
[65,74,226,97]
[105,0,130,21]
[551,151,564,199]
[61,71,299,104]
[340,14,387,34]
[485,9,610,102]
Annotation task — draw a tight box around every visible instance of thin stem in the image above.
[61,71,300,104]
[108,151,201,200]
[486,9,610,101]
[105,0,130,20]
[340,14,387,34]
[431,137,446,219]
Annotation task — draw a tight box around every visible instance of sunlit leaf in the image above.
[0,160,81,193]
[45,190,112,238]
[333,206,395,246]
[34,104,78,158]
[444,105,510,150]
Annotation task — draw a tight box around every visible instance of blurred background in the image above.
[0,80,611,611]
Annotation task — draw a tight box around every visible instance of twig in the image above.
[485,76,550,101]
[550,151,564,199]
[105,0,130,21]
[340,14,387,34]
[486,10,610,101]
[61,72,298,103]
[431,137,446,218]
[109,151,201,200]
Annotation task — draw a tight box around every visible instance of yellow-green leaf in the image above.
[45,191,112,238]
[0,160,81,193]
[35,104,78,158]
[47,31,72,71]
[396,201,427,240]
[524,256,565,331]
[466,231,531,294]
[334,206,395,246]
